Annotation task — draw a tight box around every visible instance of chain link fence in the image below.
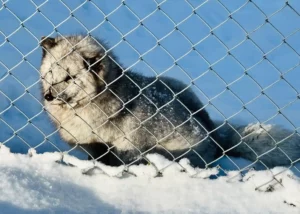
[0,0,299,191]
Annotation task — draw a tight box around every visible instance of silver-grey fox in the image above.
[39,35,300,168]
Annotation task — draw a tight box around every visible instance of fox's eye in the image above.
[83,56,97,70]
[64,75,72,82]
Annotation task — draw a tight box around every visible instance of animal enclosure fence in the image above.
[0,0,299,191]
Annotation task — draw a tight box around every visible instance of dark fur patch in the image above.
[81,142,123,166]
[40,37,56,58]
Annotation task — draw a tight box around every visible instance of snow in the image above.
[243,123,273,135]
[0,145,300,214]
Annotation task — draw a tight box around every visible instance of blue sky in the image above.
[0,0,299,157]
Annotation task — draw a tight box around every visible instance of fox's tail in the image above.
[215,122,300,168]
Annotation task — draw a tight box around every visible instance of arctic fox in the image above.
[39,35,300,168]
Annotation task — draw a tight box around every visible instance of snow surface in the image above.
[0,145,300,214]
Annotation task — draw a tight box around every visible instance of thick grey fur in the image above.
[39,35,300,168]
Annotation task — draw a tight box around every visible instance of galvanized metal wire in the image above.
[0,0,299,190]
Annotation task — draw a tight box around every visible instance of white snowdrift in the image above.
[0,145,299,214]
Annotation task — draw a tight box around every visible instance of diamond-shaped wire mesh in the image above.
[0,0,299,190]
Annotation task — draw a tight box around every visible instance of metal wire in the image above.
[0,0,299,190]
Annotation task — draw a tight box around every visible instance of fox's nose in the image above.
[44,93,55,101]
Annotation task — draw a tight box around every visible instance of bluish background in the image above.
[0,0,299,171]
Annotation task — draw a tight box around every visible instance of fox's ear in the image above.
[40,36,56,49]
[40,36,56,57]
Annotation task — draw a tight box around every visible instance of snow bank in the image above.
[0,145,299,214]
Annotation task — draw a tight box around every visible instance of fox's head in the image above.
[39,35,121,108]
